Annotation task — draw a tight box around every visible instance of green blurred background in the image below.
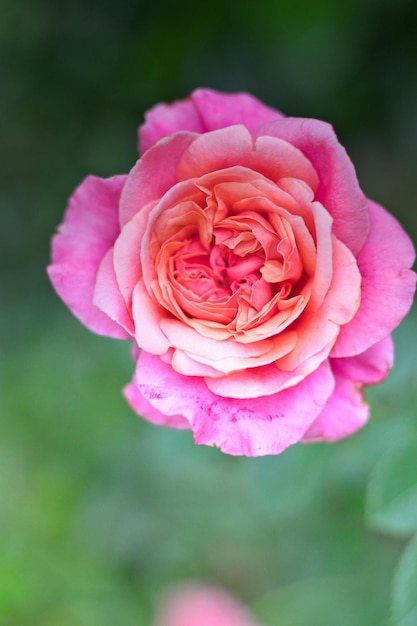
[1,0,417,624]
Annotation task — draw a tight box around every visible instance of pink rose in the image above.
[48,89,416,456]
[154,582,261,626]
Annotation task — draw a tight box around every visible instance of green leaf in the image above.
[366,440,417,537]
[390,532,417,626]
[253,574,386,626]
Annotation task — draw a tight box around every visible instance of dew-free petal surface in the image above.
[257,117,369,255]
[47,174,129,339]
[332,200,416,358]
[134,351,335,456]
[302,373,369,442]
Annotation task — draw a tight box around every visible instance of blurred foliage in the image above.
[390,532,417,626]
[1,0,417,624]
[367,439,417,537]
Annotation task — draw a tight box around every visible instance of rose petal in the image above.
[332,200,416,357]
[191,88,283,133]
[205,361,305,398]
[277,236,361,372]
[119,132,197,227]
[302,373,369,442]
[93,248,135,336]
[134,351,335,456]
[124,377,189,429]
[131,279,172,355]
[139,99,205,154]
[177,125,319,191]
[256,117,369,255]
[47,174,129,339]
[160,318,297,373]
[332,335,394,384]
[139,88,282,155]
[113,203,156,307]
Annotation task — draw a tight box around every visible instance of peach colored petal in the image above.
[256,117,369,255]
[171,351,227,378]
[161,309,302,374]
[177,126,320,190]
[169,328,298,375]
[131,279,171,355]
[140,180,208,294]
[177,125,254,180]
[332,200,416,357]
[206,339,335,399]
[160,318,283,361]
[205,362,305,398]
[277,236,361,372]
[113,201,156,308]
[305,201,333,312]
[47,174,129,339]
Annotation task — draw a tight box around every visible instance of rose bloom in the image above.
[48,89,416,456]
[154,582,261,626]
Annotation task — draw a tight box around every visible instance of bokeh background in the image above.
[1,0,417,624]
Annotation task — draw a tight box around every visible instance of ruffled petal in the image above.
[191,88,283,133]
[302,373,369,442]
[93,248,135,336]
[332,335,394,384]
[47,174,129,339]
[160,318,297,373]
[332,200,416,358]
[177,125,319,190]
[277,236,361,372]
[256,117,369,255]
[134,351,335,456]
[139,98,205,154]
[139,88,282,154]
[132,279,172,355]
[124,376,189,429]
[205,361,305,398]
[119,132,197,227]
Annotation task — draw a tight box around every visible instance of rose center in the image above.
[173,238,265,299]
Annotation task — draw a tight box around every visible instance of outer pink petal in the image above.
[191,88,283,133]
[302,373,369,442]
[332,201,416,358]
[139,99,205,154]
[93,248,135,336]
[47,175,129,339]
[139,88,282,154]
[133,351,335,456]
[119,132,197,227]
[154,582,261,626]
[124,377,189,429]
[256,117,369,255]
[332,335,394,384]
